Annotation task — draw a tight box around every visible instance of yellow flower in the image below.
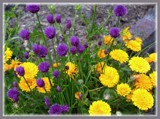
[10,60,21,70]
[103,35,113,45]
[97,49,107,59]
[149,71,156,87]
[65,62,78,76]
[75,92,82,100]
[125,40,141,52]
[99,66,119,88]
[53,62,61,68]
[110,49,129,63]
[19,77,37,92]
[126,89,136,102]
[37,77,54,93]
[4,47,13,63]
[135,37,142,45]
[131,89,154,111]
[94,62,106,73]
[117,83,131,97]
[4,63,12,71]
[134,74,153,90]
[18,62,38,79]
[145,53,157,63]
[89,100,111,115]
[121,27,132,42]
[129,57,150,73]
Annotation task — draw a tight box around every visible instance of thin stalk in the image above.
[23,76,31,91]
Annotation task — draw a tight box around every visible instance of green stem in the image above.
[89,86,104,92]
[23,76,31,91]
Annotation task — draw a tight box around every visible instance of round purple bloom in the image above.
[57,43,68,57]
[70,46,77,55]
[36,78,45,87]
[46,14,55,24]
[19,29,30,40]
[49,104,62,115]
[32,44,48,58]
[32,43,39,54]
[24,52,29,59]
[104,50,108,54]
[56,86,61,92]
[84,42,88,49]
[45,97,50,107]
[109,27,120,38]
[66,19,72,29]
[61,105,69,113]
[114,5,128,17]
[44,26,56,39]
[16,66,25,76]
[38,62,50,73]
[56,14,61,23]
[70,36,80,46]
[26,4,40,13]
[7,88,19,102]
[13,82,18,87]
[98,41,102,46]
[77,44,85,53]
[53,70,60,78]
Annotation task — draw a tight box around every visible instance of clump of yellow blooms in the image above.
[97,49,108,59]
[89,100,111,115]
[131,89,154,111]
[103,35,113,45]
[116,83,131,97]
[4,47,13,63]
[125,40,141,52]
[65,62,78,76]
[121,27,132,42]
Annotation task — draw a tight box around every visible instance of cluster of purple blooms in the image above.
[49,104,69,115]
[7,87,19,102]
[38,61,50,73]
[32,44,48,58]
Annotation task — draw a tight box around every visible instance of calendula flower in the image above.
[4,63,11,71]
[145,53,157,63]
[94,62,106,73]
[19,77,37,92]
[65,62,78,76]
[37,77,54,93]
[98,49,108,59]
[117,83,131,97]
[135,37,142,45]
[125,40,141,52]
[121,27,132,42]
[4,47,13,62]
[53,62,61,68]
[104,35,113,45]
[131,89,154,111]
[99,66,119,88]
[149,71,156,87]
[75,92,82,100]
[126,89,136,102]
[134,74,153,91]
[110,49,129,63]
[129,57,150,73]
[89,100,111,115]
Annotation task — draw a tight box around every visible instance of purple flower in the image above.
[98,41,102,46]
[49,104,62,115]
[56,86,61,92]
[24,52,29,59]
[38,62,50,73]
[26,4,40,13]
[7,87,19,102]
[36,78,45,87]
[44,26,56,39]
[66,19,72,29]
[13,82,18,87]
[53,70,60,78]
[57,43,68,57]
[84,42,88,49]
[19,29,30,40]
[45,97,50,107]
[61,105,69,113]
[56,14,61,23]
[109,27,120,38]
[104,50,108,54]
[32,44,48,58]
[70,46,77,55]
[46,14,55,24]
[16,66,25,76]
[70,36,80,46]
[77,44,85,53]
[65,66,69,70]
[32,43,39,54]
[114,5,128,17]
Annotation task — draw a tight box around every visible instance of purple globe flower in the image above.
[84,42,88,49]
[70,46,77,55]
[57,43,68,57]
[49,104,62,115]
[44,26,56,39]
[13,82,18,87]
[16,66,25,76]
[70,36,80,46]
[36,78,45,87]
[98,41,102,46]
[61,105,69,113]
[109,27,120,38]
[45,97,50,107]
[66,19,72,29]
[104,50,108,54]
[32,43,39,54]
[19,29,30,40]
[7,87,19,102]
[53,70,60,78]
[56,86,61,92]
[77,44,85,53]
[24,52,29,59]
[38,62,50,73]
[56,14,61,23]
[26,4,40,13]
[114,5,128,17]
[46,14,55,24]
[32,44,48,58]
